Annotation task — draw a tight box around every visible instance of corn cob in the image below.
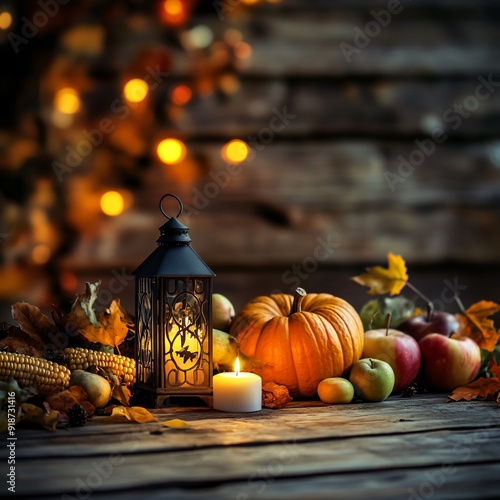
[0,351,71,396]
[63,347,136,386]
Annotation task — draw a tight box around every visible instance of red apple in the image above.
[418,334,481,391]
[397,311,459,342]
[363,328,421,393]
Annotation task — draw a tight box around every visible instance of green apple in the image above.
[212,293,235,332]
[317,377,354,404]
[349,358,395,402]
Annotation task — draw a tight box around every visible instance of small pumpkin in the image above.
[229,288,364,398]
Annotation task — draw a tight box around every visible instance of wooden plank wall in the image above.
[64,0,500,273]
[30,0,498,313]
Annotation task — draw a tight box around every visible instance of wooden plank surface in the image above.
[8,395,500,457]
[3,395,500,498]
[85,464,500,500]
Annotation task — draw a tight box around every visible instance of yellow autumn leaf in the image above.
[96,300,129,348]
[111,384,132,407]
[352,253,409,296]
[66,282,129,348]
[19,403,59,431]
[162,418,189,429]
[110,406,158,423]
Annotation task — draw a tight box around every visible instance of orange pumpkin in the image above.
[229,288,364,398]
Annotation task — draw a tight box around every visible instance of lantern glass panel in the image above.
[162,277,211,392]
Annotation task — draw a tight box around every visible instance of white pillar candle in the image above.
[213,358,262,412]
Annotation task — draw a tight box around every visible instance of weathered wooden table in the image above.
[4,394,500,499]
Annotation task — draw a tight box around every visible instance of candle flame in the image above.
[234,356,240,375]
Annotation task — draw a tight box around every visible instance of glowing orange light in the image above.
[221,139,249,164]
[171,84,192,106]
[234,356,241,374]
[0,11,12,30]
[54,88,80,114]
[60,271,78,293]
[241,0,260,5]
[161,0,188,26]
[100,191,125,216]
[219,74,240,95]
[123,78,149,103]
[164,0,182,14]
[32,244,51,265]
[157,138,187,164]
[234,41,252,60]
[224,29,243,45]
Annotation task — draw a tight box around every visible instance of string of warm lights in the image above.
[0,0,280,302]
[39,0,259,219]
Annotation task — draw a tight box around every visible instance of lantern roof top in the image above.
[133,194,215,277]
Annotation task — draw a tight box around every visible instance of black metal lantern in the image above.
[133,194,215,407]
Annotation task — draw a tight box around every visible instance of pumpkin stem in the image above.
[291,288,306,315]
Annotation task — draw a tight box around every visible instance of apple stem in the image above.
[454,294,467,314]
[291,288,306,315]
[405,281,434,319]
[370,358,374,369]
[385,313,391,336]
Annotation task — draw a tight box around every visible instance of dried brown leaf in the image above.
[490,359,500,379]
[10,303,55,347]
[455,300,500,351]
[262,382,293,409]
[0,336,44,357]
[449,377,500,401]
[46,385,92,413]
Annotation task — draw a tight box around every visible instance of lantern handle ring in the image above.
[159,193,183,219]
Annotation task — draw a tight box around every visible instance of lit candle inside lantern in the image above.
[213,357,262,412]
